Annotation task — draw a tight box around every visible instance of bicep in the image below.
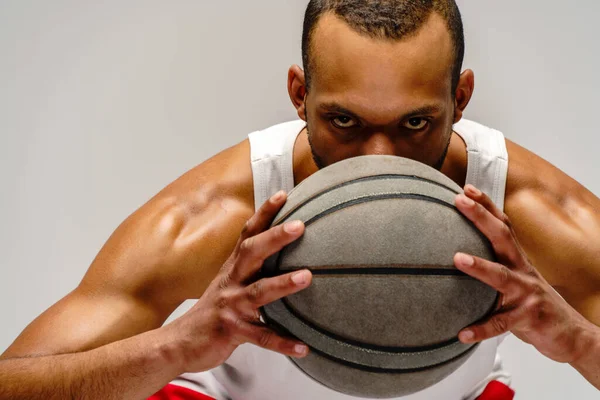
[506,187,600,324]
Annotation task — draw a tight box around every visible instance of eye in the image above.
[403,117,429,131]
[331,116,358,129]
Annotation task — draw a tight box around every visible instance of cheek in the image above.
[426,117,453,145]
[399,123,452,164]
[310,118,344,146]
[310,126,360,164]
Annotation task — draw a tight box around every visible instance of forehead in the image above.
[310,12,454,108]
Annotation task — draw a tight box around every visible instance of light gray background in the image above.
[0,1,598,398]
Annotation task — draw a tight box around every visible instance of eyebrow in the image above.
[318,102,443,121]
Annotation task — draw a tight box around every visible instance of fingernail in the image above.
[460,330,474,342]
[467,185,481,196]
[460,194,475,207]
[295,344,308,356]
[271,191,285,202]
[456,253,474,267]
[292,270,310,285]
[284,220,303,234]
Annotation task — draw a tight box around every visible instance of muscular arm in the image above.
[571,324,600,390]
[454,181,600,391]
[504,139,600,325]
[0,178,308,400]
[0,327,182,400]
[2,193,248,359]
[0,142,255,393]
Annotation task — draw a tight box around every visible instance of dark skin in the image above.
[289,14,600,321]
[1,11,600,399]
[454,186,600,389]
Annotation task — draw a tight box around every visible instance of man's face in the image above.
[304,13,457,170]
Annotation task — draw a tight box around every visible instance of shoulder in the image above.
[141,138,256,245]
[80,139,256,314]
[161,138,255,207]
[504,139,589,210]
[503,138,594,229]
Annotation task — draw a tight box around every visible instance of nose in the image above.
[361,132,396,156]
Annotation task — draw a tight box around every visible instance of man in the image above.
[1,0,600,399]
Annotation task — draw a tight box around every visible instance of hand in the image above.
[453,185,592,364]
[164,191,312,373]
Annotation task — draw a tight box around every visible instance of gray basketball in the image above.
[260,155,498,398]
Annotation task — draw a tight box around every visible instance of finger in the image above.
[238,322,309,358]
[454,253,522,296]
[464,185,504,221]
[244,269,312,308]
[455,193,522,267]
[458,306,526,343]
[237,190,288,246]
[464,185,532,264]
[221,191,288,278]
[234,221,305,282]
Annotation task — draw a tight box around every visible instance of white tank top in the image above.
[170,119,511,400]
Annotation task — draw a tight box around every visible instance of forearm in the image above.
[570,321,600,391]
[0,327,183,400]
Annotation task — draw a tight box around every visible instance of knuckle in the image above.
[525,297,548,324]
[529,281,546,296]
[498,266,511,288]
[233,315,246,331]
[490,316,509,334]
[248,281,265,304]
[218,272,232,290]
[215,311,237,338]
[259,329,274,349]
[216,292,230,310]
[224,313,240,333]
[216,288,240,310]
[239,238,255,256]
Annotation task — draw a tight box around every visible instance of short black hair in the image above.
[301,0,465,92]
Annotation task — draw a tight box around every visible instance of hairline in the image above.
[303,8,462,93]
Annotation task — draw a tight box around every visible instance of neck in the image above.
[441,131,468,188]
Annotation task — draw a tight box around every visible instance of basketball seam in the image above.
[274,174,461,225]
[302,193,458,227]
[301,267,467,276]
[280,297,465,353]
[290,343,478,374]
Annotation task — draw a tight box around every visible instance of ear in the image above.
[288,64,307,121]
[453,69,475,123]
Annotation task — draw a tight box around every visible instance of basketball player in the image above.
[1,1,600,399]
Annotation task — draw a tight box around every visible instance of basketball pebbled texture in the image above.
[260,155,499,398]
